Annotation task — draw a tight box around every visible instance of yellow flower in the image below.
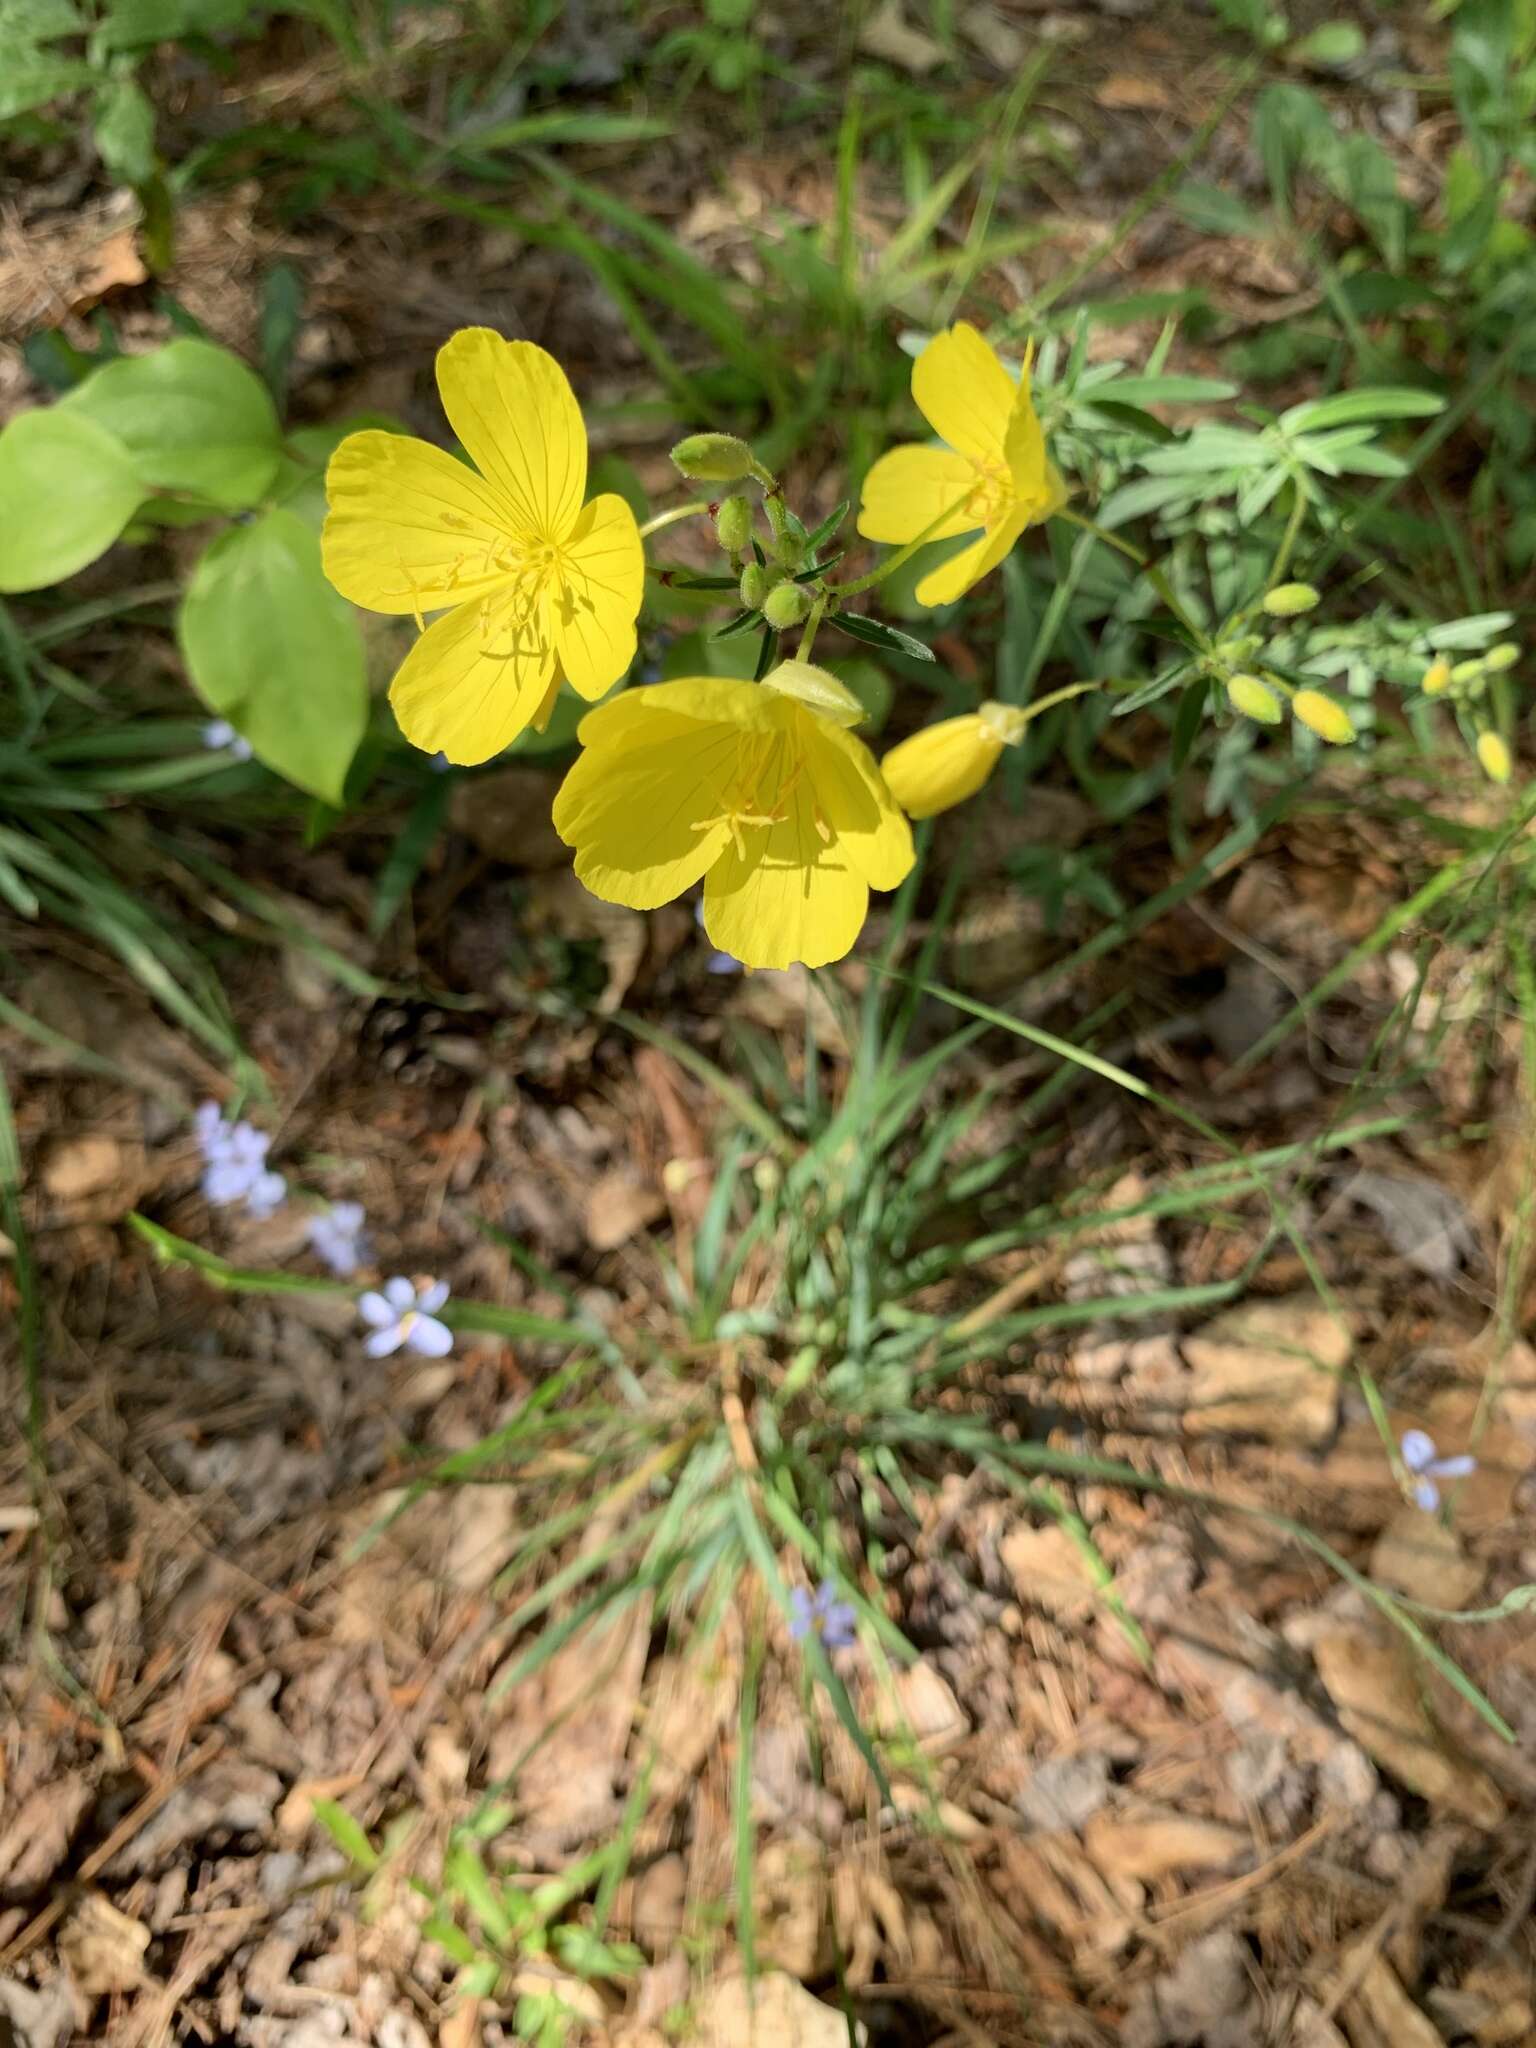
[857,322,1066,608]
[322,329,643,764]
[551,663,914,971]
[881,701,1028,818]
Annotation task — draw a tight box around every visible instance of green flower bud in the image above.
[762,582,811,630]
[670,433,757,483]
[1292,689,1356,745]
[740,562,770,609]
[1450,658,1486,686]
[1227,673,1284,724]
[1261,582,1320,618]
[1421,656,1453,696]
[715,494,753,553]
[761,659,864,727]
[1485,642,1520,673]
[1477,731,1512,784]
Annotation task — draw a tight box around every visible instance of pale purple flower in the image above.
[359,1277,452,1359]
[203,719,254,762]
[789,1580,857,1650]
[195,1101,287,1219]
[308,1201,369,1277]
[1401,1428,1476,1512]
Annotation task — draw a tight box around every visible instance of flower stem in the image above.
[1268,478,1309,588]
[828,491,974,599]
[639,503,712,542]
[796,593,827,664]
[1055,507,1209,649]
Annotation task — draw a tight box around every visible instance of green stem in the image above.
[796,593,827,664]
[1018,678,1101,723]
[1268,478,1309,588]
[638,503,711,542]
[1056,507,1209,648]
[828,491,974,599]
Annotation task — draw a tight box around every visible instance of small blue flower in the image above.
[789,1579,857,1650]
[308,1201,369,1277]
[203,719,254,763]
[359,1276,452,1359]
[1400,1428,1476,1512]
[195,1102,287,1219]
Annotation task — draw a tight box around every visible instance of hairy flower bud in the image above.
[1485,642,1520,673]
[715,495,753,554]
[1292,689,1356,745]
[740,562,770,609]
[763,581,812,629]
[1226,673,1284,724]
[1261,582,1320,618]
[1421,656,1453,695]
[1477,731,1512,784]
[670,433,757,483]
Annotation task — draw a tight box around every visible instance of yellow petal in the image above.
[552,492,644,700]
[1003,369,1049,499]
[553,691,740,908]
[912,322,1016,469]
[574,674,774,746]
[389,591,555,764]
[797,711,915,886]
[435,328,586,541]
[856,443,979,546]
[703,775,869,972]
[321,430,517,616]
[914,502,1031,607]
[881,714,1003,818]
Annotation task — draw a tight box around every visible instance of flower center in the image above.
[691,728,833,857]
[964,461,1012,529]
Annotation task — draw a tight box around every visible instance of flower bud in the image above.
[1292,689,1356,745]
[740,562,770,609]
[1226,673,1284,724]
[715,494,752,554]
[761,659,864,727]
[1451,658,1485,686]
[670,433,757,483]
[881,714,1005,818]
[1477,731,1512,784]
[1485,642,1520,673]
[1421,656,1453,696]
[762,582,812,630]
[1261,582,1320,618]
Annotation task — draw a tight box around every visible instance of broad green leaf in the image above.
[0,408,142,594]
[62,338,282,509]
[178,507,367,804]
[93,76,156,186]
[99,0,253,46]
[0,0,81,39]
[1289,19,1365,66]
[0,55,92,116]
